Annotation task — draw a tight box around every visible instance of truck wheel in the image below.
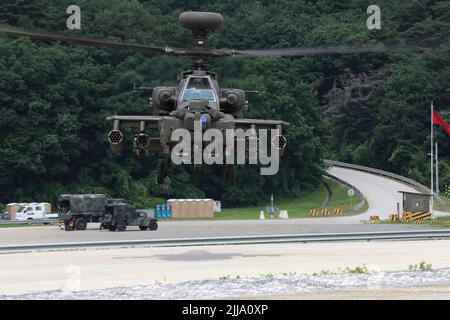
[64,222,74,231]
[149,221,158,231]
[75,218,87,231]
[117,222,127,232]
[139,225,148,231]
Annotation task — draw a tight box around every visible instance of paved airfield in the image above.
[1,240,450,296]
[0,220,437,246]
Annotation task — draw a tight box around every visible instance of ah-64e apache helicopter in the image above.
[1,11,291,185]
[0,11,438,184]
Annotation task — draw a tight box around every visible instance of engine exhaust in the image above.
[108,130,124,154]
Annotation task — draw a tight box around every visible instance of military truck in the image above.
[100,203,158,232]
[58,194,156,231]
[58,194,126,231]
[58,194,107,230]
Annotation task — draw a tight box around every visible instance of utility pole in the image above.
[431,101,434,216]
[270,194,274,219]
[436,142,439,195]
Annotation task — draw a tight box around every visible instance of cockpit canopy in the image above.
[181,76,216,102]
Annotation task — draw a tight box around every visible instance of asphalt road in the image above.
[1,239,450,295]
[0,220,437,246]
[327,167,449,220]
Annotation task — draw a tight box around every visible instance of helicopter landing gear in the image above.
[190,165,202,184]
[156,157,171,184]
[223,165,236,186]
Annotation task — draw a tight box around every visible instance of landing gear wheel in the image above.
[156,158,169,185]
[191,165,201,184]
[75,217,87,231]
[224,165,236,186]
[139,225,148,231]
[117,222,127,232]
[149,221,158,231]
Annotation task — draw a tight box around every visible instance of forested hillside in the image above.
[0,0,449,208]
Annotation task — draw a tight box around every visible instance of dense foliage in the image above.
[0,0,449,207]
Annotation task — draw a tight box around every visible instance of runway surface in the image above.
[0,220,437,246]
[1,239,450,296]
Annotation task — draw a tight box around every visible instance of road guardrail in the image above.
[1,230,450,252]
[322,172,366,210]
[324,159,446,205]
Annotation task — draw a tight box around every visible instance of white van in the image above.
[15,203,57,221]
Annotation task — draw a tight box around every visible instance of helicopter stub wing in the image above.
[107,115,289,130]
[106,115,289,151]
[234,118,289,131]
[106,115,162,129]
[233,118,288,153]
[106,115,164,153]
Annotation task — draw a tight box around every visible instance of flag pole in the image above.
[431,101,434,216]
[436,141,439,195]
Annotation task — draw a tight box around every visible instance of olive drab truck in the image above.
[58,194,157,231]
[100,203,158,232]
[58,194,111,231]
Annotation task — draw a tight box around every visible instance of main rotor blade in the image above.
[232,39,445,57]
[0,25,185,54]
[2,25,444,59]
